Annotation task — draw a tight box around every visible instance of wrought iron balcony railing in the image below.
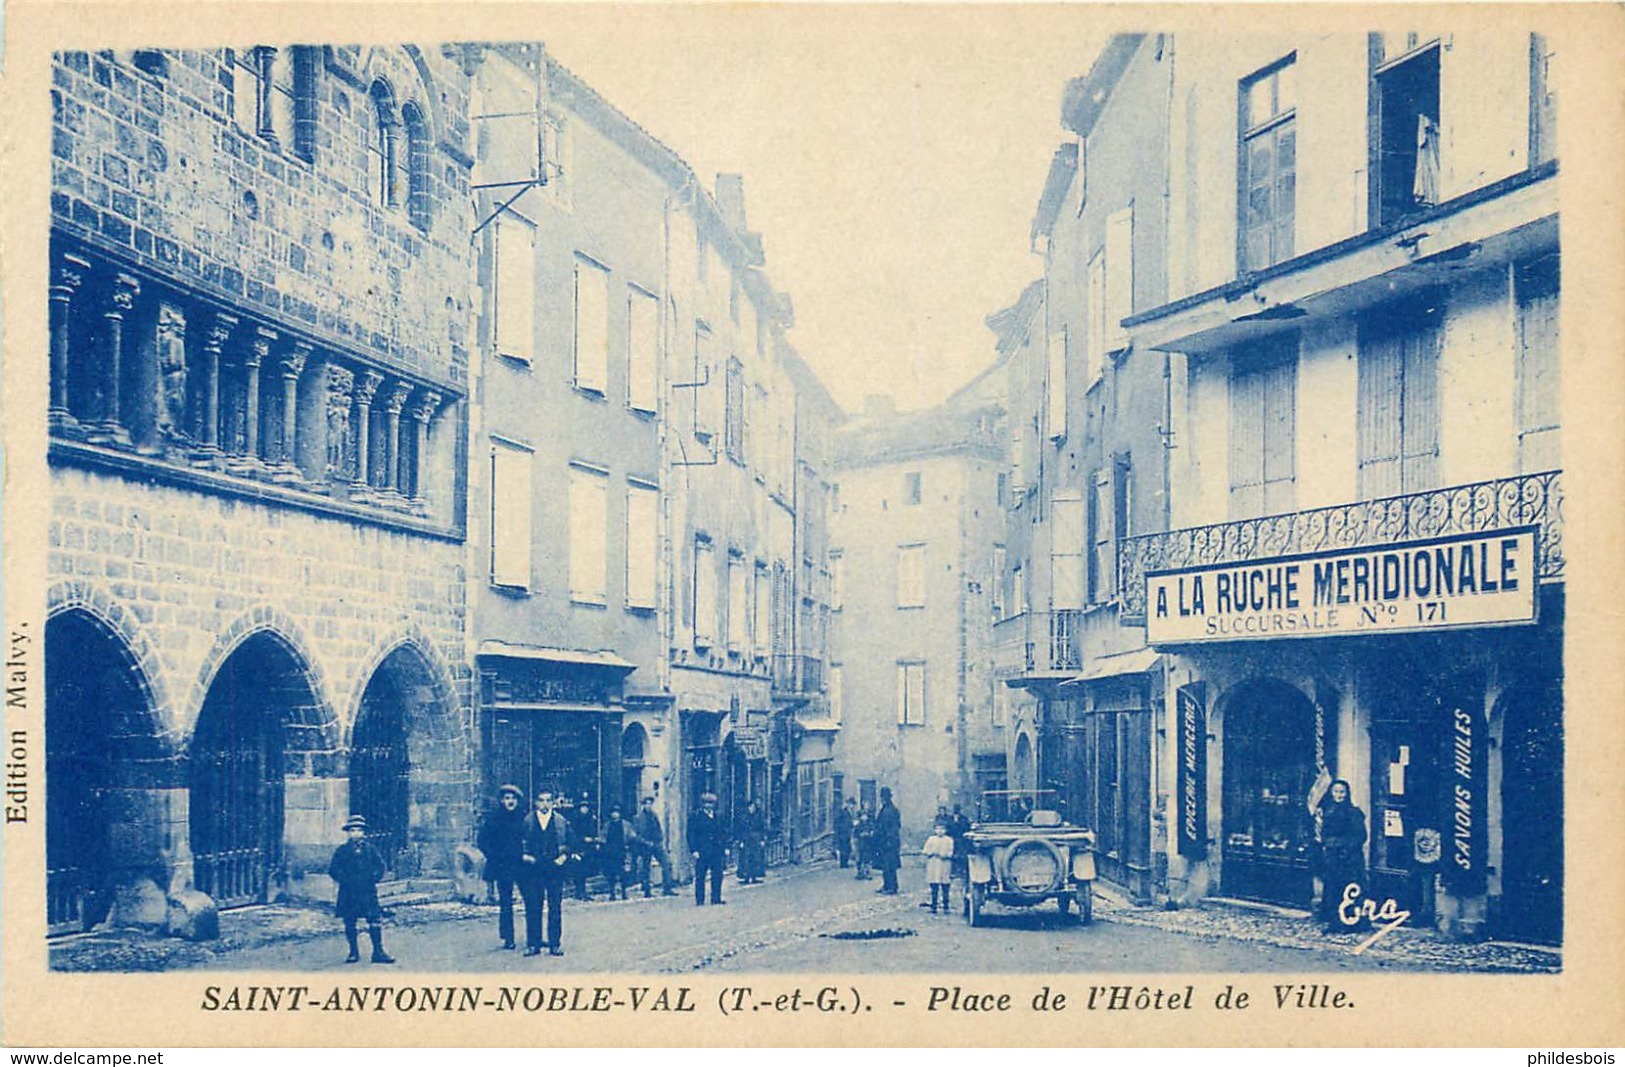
[991,610,1084,678]
[1116,470,1564,622]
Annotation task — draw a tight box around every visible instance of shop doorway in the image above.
[1498,681,1563,945]
[1220,679,1317,907]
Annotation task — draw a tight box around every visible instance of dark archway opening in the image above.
[1498,679,1563,945]
[621,723,649,817]
[1220,679,1318,907]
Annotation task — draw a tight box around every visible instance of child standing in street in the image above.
[921,820,955,914]
[328,814,395,964]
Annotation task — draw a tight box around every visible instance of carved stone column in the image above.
[380,380,413,500]
[407,390,440,508]
[225,325,273,474]
[153,303,189,451]
[191,311,237,463]
[48,253,90,434]
[350,370,383,498]
[252,46,278,147]
[269,341,310,483]
[88,272,140,446]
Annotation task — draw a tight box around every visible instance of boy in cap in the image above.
[328,815,395,964]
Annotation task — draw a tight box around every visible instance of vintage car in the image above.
[963,789,1096,927]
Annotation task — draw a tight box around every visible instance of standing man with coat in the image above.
[632,795,678,897]
[476,784,527,950]
[874,787,902,895]
[688,792,729,906]
[834,797,856,869]
[520,789,571,957]
[328,815,395,964]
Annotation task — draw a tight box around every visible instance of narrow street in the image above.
[190,862,1441,975]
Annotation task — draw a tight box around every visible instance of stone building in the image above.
[45,44,476,932]
[1118,30,1563,942]
[830,387,1007,844]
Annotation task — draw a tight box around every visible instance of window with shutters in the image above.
[753,561,771,658]
[627,286,660,413]
[897,544,926,609]
[904,471,922,506]
[490,440,533,590]
[693,537,717,649]
[1047,325,1069,440]
[829,665,844,726]
[568,464,608,605]
[1357,306,1440,499]
[725,357,746,464]
[1012,564,1027,619]
[1229,347,1298,518]
[897,662,927,726]
[494,216,536,364]
[1530,34,1557,167]
[1515,256,1561,472]
[1051,493,1086,611]
[1104,205,1134,353]
[625,481,658,611]
[573,257,610,395]
[1085,251,1107,387]
[727,553,748,654]
[991,545,1007,619]
[1239,58,1297,272]
[1089,459,1132,604]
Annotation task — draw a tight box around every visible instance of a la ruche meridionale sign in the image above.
[1145,528,1538,645]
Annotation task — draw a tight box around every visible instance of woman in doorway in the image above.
[1317,779,1370,933]
[737,799,768,884]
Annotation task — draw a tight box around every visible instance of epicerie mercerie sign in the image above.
[1145,527,1538,645]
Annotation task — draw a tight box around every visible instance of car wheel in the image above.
[1077,883,1093,925]
[968,883,986,928]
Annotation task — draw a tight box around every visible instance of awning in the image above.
[795,717,842,733]
[477,640,637,674]
[1059,647,1161,686]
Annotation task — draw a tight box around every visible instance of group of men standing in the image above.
[833,787,906,893]
[474,786,680,957]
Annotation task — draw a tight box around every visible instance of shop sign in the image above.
[1441,703,1488,895]
[1146,528,1537,645]
[1176,683,1208,859]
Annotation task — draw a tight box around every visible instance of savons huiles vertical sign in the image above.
[1145,528,1538,645]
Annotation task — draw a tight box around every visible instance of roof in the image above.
[1030,143,1079,246]
[1061,34,1147,139]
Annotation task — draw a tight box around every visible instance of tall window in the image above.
[627,287,660,413]
[903,471,923,505]
[1085,251,1107,387]
[896,544,926,609]
[897,662,927,726]
[727,553,748,654]
[568,465,608,605]
[1104,205,1134,352]
[1229,347,1298,517]
[828,665,844,726]
[266,48,297,150]
[368,79,403,209]
[625,481,658,610]
[1239,57,1297,272]
[1047,325,1068,440]
[829,551,845,611]
[574,257,610,394]
[991,545,1007,619]
[401,103,431,231]
[694,537,717,648]
[1515,256,1560,472]
[1357,307,1440,499]
[1371,39,1441,227]
[1051,493,1086,610]
[725,357,746,464]
[494,216,535,363]
[753,561,771,659]
[1012,564,1026,618]
[490,441,533,589]
[1087,460,1131,604]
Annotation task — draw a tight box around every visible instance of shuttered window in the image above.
[1515,257,1561,472]
[573,257,610,394]
[1104,205,1134,352]
[1047,325,1069,440]
[1357,309,1441,499]
[1229,348,1298,518]
[753,562,771,658]
[568,465,608,604]
[1052,493,1086,611]
[727,554,748,653]
[897,544,927,608]
[1085,251,1107,386]
[490,441,533,589]
[494,217,535,363]
[625,482,658,610]
[693,537,717,648]
[627,287,660,413]
[897,663,927,726]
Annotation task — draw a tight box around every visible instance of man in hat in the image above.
[598,802,635,901]
[875,787,902,895]
[476,784,527,950]
[519,789,571,956]
[631,795,678,898]
[687,792,728,906]
[328,815,395,964]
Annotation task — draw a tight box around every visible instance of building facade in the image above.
[831,389,1007,843]
[45,44,477,932]
[1117,30,1562,942]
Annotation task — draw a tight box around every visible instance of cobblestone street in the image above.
[51,859,1558,975]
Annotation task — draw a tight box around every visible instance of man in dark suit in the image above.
[632,795,678,897]
[687,792,728,906]
[519,789,571,957]
[476,784,527,950]
[875,787,902,895]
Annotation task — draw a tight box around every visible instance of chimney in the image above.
[862,394,896,419]
[716,173,747,234]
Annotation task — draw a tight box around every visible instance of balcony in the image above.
[991,610,1084,683]
[1117,470,1564,622]
[772,653,824,695]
